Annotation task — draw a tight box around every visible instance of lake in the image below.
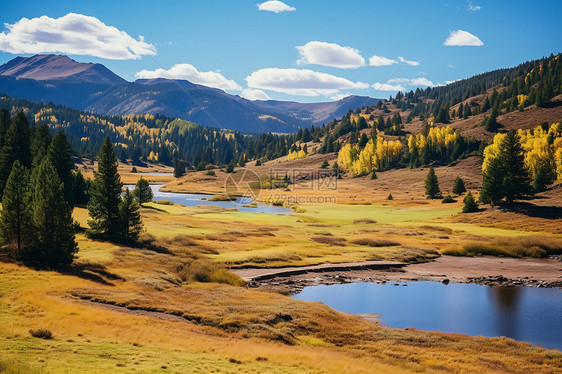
[123,184,293,215]
[293,281,562,350]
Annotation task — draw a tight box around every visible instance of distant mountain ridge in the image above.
[0,54,125,84]
[0,55,381,133]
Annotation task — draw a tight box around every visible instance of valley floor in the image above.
[2,157,562,373]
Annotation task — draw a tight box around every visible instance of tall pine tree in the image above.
[498,130,531,203]
[0,112,32,197]
[0,160,32,254]
[47,131,75,207]
[425,167,441,199]
[119,188,143,241]
[87,137,123,240]
[480,156,504,205]
[31,159,78,267]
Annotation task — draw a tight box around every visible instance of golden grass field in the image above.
[1,157,562,373]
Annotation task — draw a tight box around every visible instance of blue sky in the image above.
[0,0,560,102]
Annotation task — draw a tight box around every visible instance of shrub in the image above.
[311,236,346,246]
[206,170,216,176]
[353,219,377,224]
[178,260,245,286]
[209,194,235,201]
[155,200,174,205]
[131,167,137,173]
[442,236,562,258]
[351,238,400,247]
[255,160,262,166]
[442,195,456,204]
[29,329,53,339]
[387,194,393,200]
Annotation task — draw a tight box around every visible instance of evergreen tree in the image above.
[358,133,368,148]
[0,112,32,197]
[484,105,500,132]
[30,159,78,267]
[87,137,123,240]
[462,192,479,213]
[119,188,143,241]
[0,109,9,148]
[30,124,52,168]
[47,131,75,207]
[498,130,532,203]
[479,156,504,205]
[320,160,329,169]
[452,176,466,195]
[73,170,89,205]
[173,153,185,178]
[0,161,32,254]
[133,177,153,203]
[425,167,441,199]
[532,163,554,192]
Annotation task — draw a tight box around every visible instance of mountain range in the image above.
[0,55,380,133]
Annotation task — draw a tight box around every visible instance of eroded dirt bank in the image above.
[233,256,562,293]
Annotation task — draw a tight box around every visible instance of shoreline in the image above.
[233,256,562,293]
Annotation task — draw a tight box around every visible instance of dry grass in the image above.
[311,236,347,246]
[351,238,400,247]
[353,218,377,224]
[443,235,562,258]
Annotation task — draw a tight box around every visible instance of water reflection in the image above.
[294,282,562,349]
[489,286,522,340]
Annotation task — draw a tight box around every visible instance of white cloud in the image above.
[372,83,405,91]
[241,89,271,101]
[388,77,435,87]
[398,56,420,66]
[136,63,242,91]
[296,41,365,69]
[0,13,155,60]
[467,1,481,12]
[369,55,397,66]
[257,1,295,13]
[330,92,351,101]
[446,64,455,68]
[245,68,368,97]
[444,30,484,46]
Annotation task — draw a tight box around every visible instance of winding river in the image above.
[294,281,562,350]
[124,184,293,215]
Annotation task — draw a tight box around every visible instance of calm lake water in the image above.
[293,281,562,350]
[124,184,292,215]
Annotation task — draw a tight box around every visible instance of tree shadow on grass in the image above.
[59,262,125,286]
[498,201,562,220]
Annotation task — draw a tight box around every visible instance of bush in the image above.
[154,200,174,205]
[311,236,346,246]
[209,194,235,201]
[387,194,393,200]
[442,195,456,203]
[255,159,262,166]
[206,170,216,176]
[131,167,138,173]
[442,236,562,258]
[29,329,53,339]
[351,238,399,247]
[177,260,245,286]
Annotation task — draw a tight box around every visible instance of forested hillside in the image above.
[284,53,561,178]
[0,95,299,168]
